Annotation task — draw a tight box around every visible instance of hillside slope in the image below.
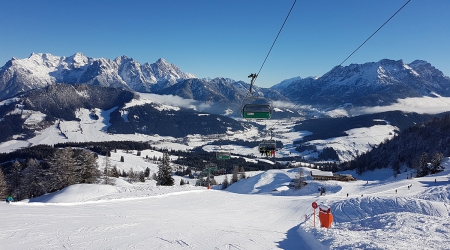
[2,158,450,249]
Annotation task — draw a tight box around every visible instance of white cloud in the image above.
[356,96,450,115]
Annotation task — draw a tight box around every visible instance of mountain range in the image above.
[2,53,450,108]
[274,59,450,106]
[0,53,195,99]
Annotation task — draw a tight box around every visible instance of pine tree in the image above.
[121,169,127,177]
[430,151,444,174]
[111,165,120,178]
[144,167,150,178]
[139,171,145,182]
[416,152,429,177]
[157,151,174,186]
[222,175,229,189]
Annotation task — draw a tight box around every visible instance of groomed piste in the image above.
[2,156,450,249]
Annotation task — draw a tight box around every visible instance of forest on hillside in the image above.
[342,114,450,176]
[0,141,287,201]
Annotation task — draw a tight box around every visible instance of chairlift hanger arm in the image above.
[248,73,258,94]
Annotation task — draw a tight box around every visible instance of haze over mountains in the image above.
[1,53,450,108]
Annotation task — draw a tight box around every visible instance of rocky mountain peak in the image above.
[274,59,450,106]
[0,53,196,99]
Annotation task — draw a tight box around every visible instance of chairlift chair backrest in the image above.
[259,140,276,151]
[241,97,273,119]
[216,149,231,160]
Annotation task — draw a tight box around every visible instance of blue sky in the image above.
[1,0,449,88]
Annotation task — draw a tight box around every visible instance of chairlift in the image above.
[214,138,231,160]
[216,150,231,160]
[241,73,273,119]
[258,140,276,157]
[241,97,273,119]
[259,140,276,151]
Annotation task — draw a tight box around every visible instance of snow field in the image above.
[2,160,450,249]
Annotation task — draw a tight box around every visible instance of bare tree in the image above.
[10,160,22,197]
[0,168,8,200]
[102,153,115,185]
[127,167,139,183]
[231,166,239,184]
[46,147,76,189]
[239,167,246,179]
[294,168,307,189]
[21,158,44,199]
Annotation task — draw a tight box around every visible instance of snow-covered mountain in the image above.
[274,59,450,106]
[0,84,248,144]
[0,53,196,99]
[156,77,287,103]
[3,54,450,117]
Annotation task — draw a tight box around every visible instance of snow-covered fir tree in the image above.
[157,151,174,186]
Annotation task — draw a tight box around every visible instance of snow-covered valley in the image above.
[2,94,450,249]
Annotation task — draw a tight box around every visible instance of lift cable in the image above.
[248,0,297,94]
[292,0,411,109]
[337,0,411,70]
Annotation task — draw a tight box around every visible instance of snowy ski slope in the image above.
[2,153,450,249]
